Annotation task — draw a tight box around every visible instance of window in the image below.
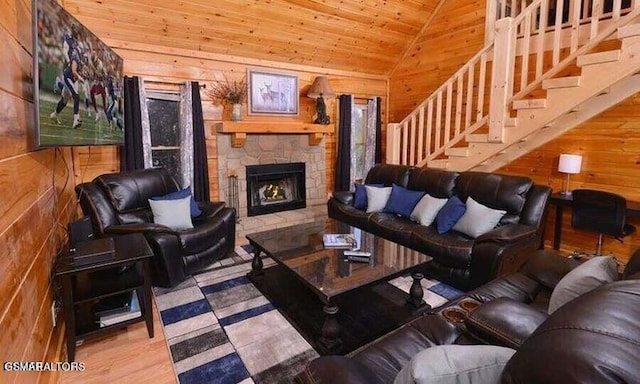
[352,104,369,183]
[146,92,183,183]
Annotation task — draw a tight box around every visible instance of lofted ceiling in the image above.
[62,0,443,76]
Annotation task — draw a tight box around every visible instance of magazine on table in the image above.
[323,233,357,249]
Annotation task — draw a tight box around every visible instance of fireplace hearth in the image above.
[246,162,306,216]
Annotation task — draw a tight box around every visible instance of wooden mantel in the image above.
[214,121,335,148]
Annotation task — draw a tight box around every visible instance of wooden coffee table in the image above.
[246,219,432,350]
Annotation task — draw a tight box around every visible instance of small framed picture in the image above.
[247,69,299,116]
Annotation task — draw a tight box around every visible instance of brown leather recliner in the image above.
[76,168,236,287]
[297,250,640,384]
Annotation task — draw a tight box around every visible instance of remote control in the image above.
[343,251,371,257]
[347,255,372,263]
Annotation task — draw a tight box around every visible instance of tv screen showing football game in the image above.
[34,0,124,147]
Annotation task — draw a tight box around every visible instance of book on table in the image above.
[323,233,357,248]
[98,290,141,327]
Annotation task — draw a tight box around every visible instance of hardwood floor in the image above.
[60,299,176,384]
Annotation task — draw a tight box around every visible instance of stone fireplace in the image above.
[216,133,327,242]
[246,162,306,216]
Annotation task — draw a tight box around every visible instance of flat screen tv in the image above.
[33,0,125,147]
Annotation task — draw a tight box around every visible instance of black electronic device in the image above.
[68,217,94,249]
[72,237,116,266]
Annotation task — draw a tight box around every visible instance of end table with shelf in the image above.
[55,233,155,361]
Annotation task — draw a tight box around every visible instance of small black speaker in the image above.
[68,217,94,248]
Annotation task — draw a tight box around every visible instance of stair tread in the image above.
[445,147,469,157]
[543,76,581,89]
[466,134,488,143]
[618,24,640,39]
[513,99,547,109]
[577,50,621,67]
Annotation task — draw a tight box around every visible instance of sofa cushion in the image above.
[328,198,373,230]
[548,256,618,314]
[364,164,413,187]
[411,225,474,269]
[435,196,466,234]
[366,186,393,213]
[455,172,532,224]
[384,184,425,218]
[148,196,194,230]
[406,167,459,199]
[151,187,202,217]
[452,197,507,238]
[369,213,421,245]
[394,345,516,384]
[410,194,448,226]
[354,183,383,210]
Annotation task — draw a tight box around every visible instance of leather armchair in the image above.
[76,168,236,287]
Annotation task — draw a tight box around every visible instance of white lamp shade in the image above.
[558,154,582,174]
[307,76,336,99]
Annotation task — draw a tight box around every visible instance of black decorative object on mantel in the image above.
[308,76,336,125]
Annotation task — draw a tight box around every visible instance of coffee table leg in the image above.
[250,242,264,276]
[409,272,426,308]
[320,304,340,349]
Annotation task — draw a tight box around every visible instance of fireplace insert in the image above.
[246,162,306,216]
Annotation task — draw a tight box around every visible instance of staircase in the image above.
[387,0,640,172]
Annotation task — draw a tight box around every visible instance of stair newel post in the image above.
[489,17,517,143]
[386,123,402,164]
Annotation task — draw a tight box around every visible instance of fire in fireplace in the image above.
[246,162,306,216]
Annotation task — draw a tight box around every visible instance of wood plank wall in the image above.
[498,97,640,263]
[388,0,488,123]
[387,0,639,264]
[70,41,388,199]
[0,0,74,383]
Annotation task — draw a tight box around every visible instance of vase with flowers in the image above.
[206,76,247,121]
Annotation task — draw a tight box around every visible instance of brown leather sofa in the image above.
[297,250,640,384]
[76,168,236,287]
[329,164,551,290]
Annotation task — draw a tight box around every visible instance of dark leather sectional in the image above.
[297,250,640,384]
[76,168,236,287]
[329,164,552,290]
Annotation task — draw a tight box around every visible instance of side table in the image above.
[55,233,155,361]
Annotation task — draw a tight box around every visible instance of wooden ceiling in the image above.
[62,0,443,76]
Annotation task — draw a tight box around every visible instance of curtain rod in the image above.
[142,78,207,88]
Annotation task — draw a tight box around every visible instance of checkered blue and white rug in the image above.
[153,246,464,384]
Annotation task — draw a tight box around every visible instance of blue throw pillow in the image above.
[435,196,466,234]
[383,184,426,218]
[151,187,202,217]
[353,183,384,210]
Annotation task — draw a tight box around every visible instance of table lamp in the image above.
[307,76,335,125]
[558,154,582,195]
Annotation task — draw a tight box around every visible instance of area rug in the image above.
[153,246,463,384]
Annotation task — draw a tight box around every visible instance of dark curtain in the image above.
[120,76,145,171]
[374,96,383,164]
[191,82,210,202]
[335,95,352,192]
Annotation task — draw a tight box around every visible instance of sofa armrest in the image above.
[465,298,548,349]
[475,224,537,244]
[105,223,177,235]
[296,356,383,384]
[520,250,581,289]
[195,201,227,220]
[332,191,354,206]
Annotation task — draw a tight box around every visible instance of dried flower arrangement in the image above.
[206,76,247,105]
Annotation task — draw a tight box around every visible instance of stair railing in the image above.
[387,0,640,167]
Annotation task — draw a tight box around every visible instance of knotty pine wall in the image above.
[388,0,488,123]
[388,0,639,263]
[1,0,74,383]
[71,42,388,200]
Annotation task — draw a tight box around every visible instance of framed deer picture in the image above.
[247,69,299,116]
